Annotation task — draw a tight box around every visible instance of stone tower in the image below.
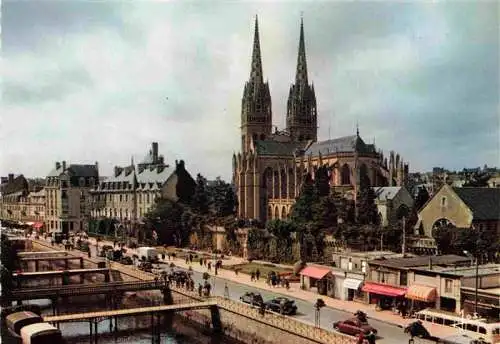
[286,18,317,142]
[241,16,272,153]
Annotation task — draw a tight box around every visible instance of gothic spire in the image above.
[249,15,263,84]
[295,17,308,86]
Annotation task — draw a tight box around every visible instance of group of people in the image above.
[250,269,290,289]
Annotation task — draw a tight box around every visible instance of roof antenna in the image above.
[356,120,360,137]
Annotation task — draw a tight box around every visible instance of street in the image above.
[51,237,428,344]
[165,264,427,344]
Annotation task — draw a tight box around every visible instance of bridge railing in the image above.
[214,296,356,344]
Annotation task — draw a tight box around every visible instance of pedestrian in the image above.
[199,258,203,266]
[207,262,211,271]
[366,331,376,344]
[215,266,218,276]
[198,283,203,297]
[285,279,290,290]
[161,253,165,261]
[87,250,91,258]
[189,254,193,264]
[251,271,255,282]
[185,256,189,264]
[356,332,365,344]
[235,268,239,276]
[256,269,260,281]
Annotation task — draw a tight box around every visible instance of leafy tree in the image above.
[247,229,268,260]
[207,177,237,218]
[191,173,210,214]
[290,173,316,224]
[356,174,379,225]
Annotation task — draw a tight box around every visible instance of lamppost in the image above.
[463,250,479,316]
[314,298,325,328]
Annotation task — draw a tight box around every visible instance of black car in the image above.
[240,292,264,306]
[264,297,297,315]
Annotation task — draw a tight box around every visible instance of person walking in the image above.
[256,269,261,281]
[198,283,203,297]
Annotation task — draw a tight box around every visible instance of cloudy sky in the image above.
[1,1,498,180]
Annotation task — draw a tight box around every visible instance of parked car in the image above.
[264,297,297,315]
[333,318,378,336]
[138,262,153,272]
[240,292,264,306]
[120,256,133,265]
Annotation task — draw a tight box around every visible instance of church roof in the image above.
[254,140,307,156]
[452,187,500,221]
[304,135,375,157]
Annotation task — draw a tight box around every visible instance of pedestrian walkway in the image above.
[36,237,462,340]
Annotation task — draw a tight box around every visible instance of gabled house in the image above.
[417,185,500,238]
[372,186,414,227]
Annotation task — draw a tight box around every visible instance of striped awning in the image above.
[406,285,437,302]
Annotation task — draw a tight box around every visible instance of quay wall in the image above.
[24,241,356,344]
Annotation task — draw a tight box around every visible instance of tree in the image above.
[290,174,316,224]
[432,223,455,254]
[356,174,379,225]
[207,177,237,218]
[191,174,210,214]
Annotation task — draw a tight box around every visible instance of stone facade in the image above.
[90,142,196,233]
[372,186,414,227]
[1,175,46,228]
[417,184,500,238]
[44,161,99,233]
[233,17,409,224]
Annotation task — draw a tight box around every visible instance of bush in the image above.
[263,263,276,268]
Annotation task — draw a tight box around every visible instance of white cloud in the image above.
[1,1,498,180]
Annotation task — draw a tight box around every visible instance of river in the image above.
[23,295,238,344]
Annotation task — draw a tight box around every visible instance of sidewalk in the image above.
[38,237,461,339]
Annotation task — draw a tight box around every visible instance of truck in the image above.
[137,247,158,263]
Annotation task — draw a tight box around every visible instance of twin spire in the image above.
[249,15,309,86]
[249,15,263,84]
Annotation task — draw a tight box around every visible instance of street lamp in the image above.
[463,250,479,316]
[314,298,325,328]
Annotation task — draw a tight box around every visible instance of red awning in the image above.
[299,266,332,280]
[33,222,44,229]
[362,282,407,297]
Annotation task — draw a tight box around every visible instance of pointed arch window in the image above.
[341,164,350,185]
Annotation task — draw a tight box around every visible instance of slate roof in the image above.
[137,166,173,184]
[47,164,98,178]
[253,140,307,157]
[304,135,376,157]
[453,187,500,221]
[370,254,471,269]
[0,175,29,195]
[372,187,402,201]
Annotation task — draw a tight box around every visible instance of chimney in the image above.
[152,142,159,164]
[55,162,61,170]
[95,161,99,171]
[62,161,67,171]
[8,174,14,182]
[158,155,164,165]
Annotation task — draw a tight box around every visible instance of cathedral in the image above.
[232,16,409,223]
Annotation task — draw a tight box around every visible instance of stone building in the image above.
[44,161,99,234]
[232,17,409,224]
[0,174,30,223]
[90,142,196,232]
[372,186,414,227]
[416,185,500,238]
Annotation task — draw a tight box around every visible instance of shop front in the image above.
[406,284,437,314]
[343,278,364,301]
[300,266,335,296]
[362,282,407,311]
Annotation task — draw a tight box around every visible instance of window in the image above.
[400,272,408,286]
[445,279,453,293]
[441,197,447,207]
[79,177,86,187]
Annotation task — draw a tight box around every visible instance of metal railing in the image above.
[11,280,166,300]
